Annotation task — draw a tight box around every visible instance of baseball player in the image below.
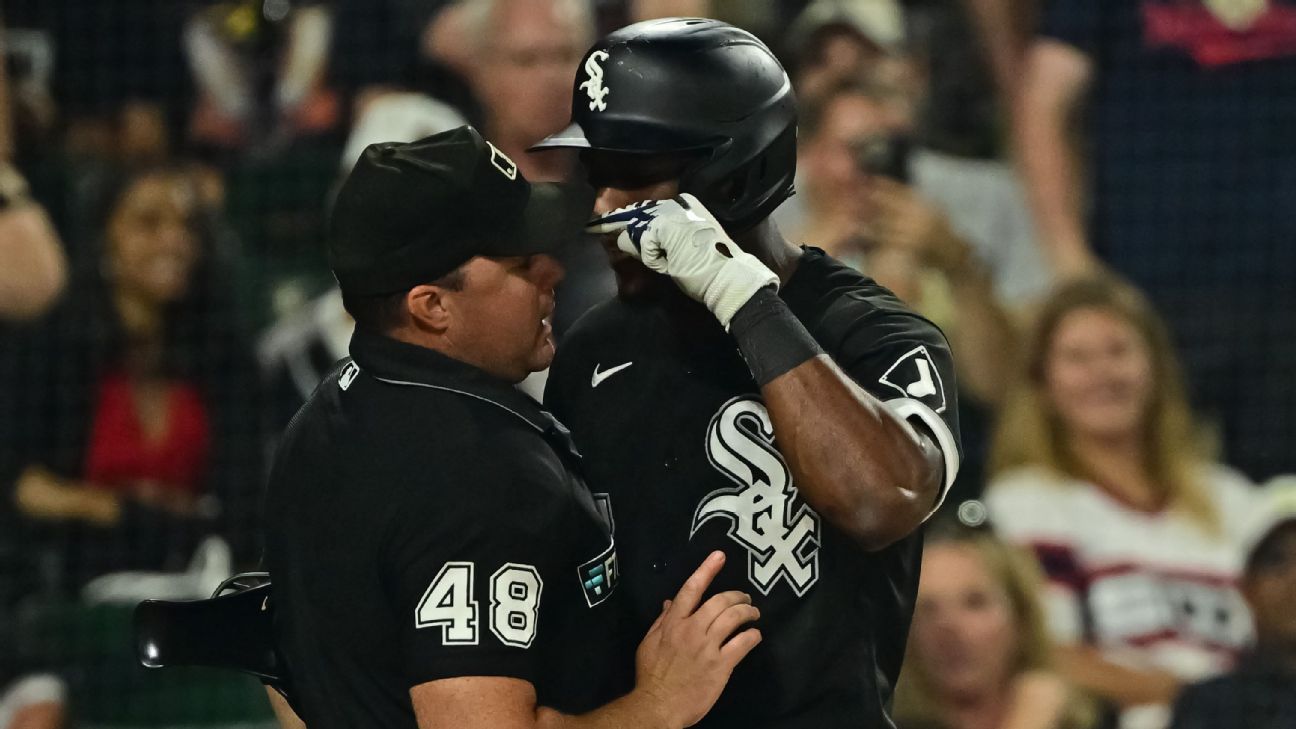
[263,127,761,729]
[534,19,963,728]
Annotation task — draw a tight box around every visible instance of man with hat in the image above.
[1169,478,1296,729]
[262,126,762,729]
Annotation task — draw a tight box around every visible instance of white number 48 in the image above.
[416,562,542,647]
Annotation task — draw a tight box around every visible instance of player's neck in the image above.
[734,218,803,284]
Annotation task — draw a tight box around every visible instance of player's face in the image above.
[444,254,563,383]
[1043,307,1154,444]
[913,544,1019,698]
[1243,523,1296,647]
[582,150,691,298]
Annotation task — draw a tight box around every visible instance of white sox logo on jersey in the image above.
[692,396,821,596]
[578,50,611,111]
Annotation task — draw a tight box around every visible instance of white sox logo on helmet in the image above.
[579,51,611,111]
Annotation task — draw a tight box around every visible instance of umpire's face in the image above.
[441,253,564,383]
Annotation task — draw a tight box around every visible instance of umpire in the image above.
[263,126,761,729]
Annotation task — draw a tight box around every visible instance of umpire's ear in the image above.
[405,283,454,334]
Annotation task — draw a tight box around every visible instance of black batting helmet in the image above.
[531,18,797,233]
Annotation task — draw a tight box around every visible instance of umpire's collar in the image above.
[348,329,554,435]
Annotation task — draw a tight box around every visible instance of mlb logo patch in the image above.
[338,361,361,391]
[577,543,619,608]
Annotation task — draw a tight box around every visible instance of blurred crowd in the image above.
[0,0,1293,728]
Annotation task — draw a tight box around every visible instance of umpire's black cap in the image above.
[329,126,593,295]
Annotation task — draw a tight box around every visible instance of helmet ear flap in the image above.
[680,124,798,233]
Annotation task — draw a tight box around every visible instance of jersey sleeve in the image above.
[985,469,1087,644]
[830,311,962,516]
[381,436,570,689]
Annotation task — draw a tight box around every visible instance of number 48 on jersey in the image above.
[416,562,543,648]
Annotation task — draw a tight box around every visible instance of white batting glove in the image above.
[586,193,779,328]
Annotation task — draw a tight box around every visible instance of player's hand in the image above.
[630,551,762,729]
[586,194,778,329]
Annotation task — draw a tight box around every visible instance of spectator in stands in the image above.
[183,0,339,158]
[785,0,909,107]
[446,0,611,338]
[791,79,1022,387]
[894,517,1094,729]
[986,277,1258,729]
[786,78,1020,502]
[0,51,74,727]
[1012,0,1296,481]
[456,0,592,181]
[1169,478,1296,729]
[1,164,263,595]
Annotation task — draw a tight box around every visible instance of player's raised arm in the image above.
[409,552,761,729]
[589,196,958,550]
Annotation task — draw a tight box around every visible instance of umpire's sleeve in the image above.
[380,440,569,690]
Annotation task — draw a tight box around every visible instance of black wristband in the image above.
[729,287,824,386]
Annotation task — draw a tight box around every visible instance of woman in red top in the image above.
[2,163,263,591]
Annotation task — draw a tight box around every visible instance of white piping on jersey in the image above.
[369,375,544,433]
[884,397,961,519]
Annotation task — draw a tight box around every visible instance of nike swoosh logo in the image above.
[591,361,633,388]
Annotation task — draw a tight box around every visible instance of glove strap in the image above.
[730,287,824,387]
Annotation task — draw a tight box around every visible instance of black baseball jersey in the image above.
[265,331,630,729]
[544,247,961,729]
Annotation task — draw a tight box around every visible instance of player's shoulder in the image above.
[784,247,949,353]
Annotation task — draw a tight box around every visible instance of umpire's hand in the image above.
[632,551,762,728]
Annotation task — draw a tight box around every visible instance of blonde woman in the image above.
[985,277,1256,729]
[895,518,1094,729]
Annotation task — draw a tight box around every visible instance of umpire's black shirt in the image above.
[546,248,962,729]
[265,331,629,729]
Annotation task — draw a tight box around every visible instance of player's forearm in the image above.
[1012,40,1092,272]
[537,690,675,729]
[726,290,941,548]
[760,355,942,549]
